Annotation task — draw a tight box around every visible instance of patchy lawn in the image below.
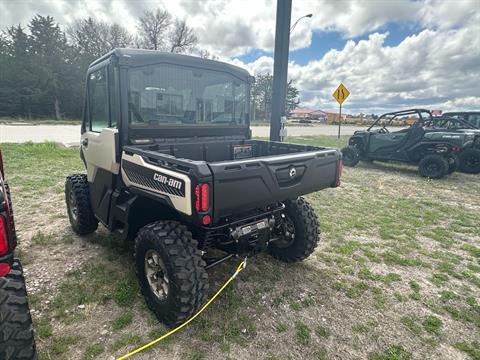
[0,117,81,125]
[1,139,479,360]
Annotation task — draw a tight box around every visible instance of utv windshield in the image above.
[128,64,249,126]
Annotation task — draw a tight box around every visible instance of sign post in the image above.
[332,83,350,139]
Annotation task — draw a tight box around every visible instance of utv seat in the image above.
[398,126,425,151]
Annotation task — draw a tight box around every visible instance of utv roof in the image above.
[88,48,252,81]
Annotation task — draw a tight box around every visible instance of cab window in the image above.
[108,65,119,128]
[88,68,109,132]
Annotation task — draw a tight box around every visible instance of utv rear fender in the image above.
[109,190,181,240]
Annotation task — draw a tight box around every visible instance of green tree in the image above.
[28,15,71,119]
[251,73,300,120]
[0,25,35,117]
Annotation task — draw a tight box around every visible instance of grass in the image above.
[81,343,105,360]
[368,345,412,360]
[400,315,423,336]
[110,334,143,352]
[0,117,81,125]
[295,321,311,345]
[112,312,134,331]
[49,335,81,356]
[3,139,480,359]
[422,315,443,335]
[454,342,480,360]
[287,135,349,148]
[315,325,330,338]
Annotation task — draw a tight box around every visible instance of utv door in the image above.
[81,65,119,225]
[367,125,424,160]
[367,129,408,154]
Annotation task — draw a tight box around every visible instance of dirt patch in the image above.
[3,143,479,360]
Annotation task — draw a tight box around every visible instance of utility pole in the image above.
[270,0,292,142]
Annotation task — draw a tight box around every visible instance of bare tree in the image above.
[108,24,133,49]
[137,9,171,50]
[68,18,133,59]
[198,49,218,60]
[169,19,198,53]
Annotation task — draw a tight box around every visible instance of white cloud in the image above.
[0,0,478,113]
[2,0,477,57]
[234,22,480,113]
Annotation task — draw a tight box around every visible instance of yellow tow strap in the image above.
[117,257,248,360]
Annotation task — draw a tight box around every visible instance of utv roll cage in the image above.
[424,115,479,130]
[367,109,433,131]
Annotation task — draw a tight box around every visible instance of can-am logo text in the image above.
[153,173,182,190]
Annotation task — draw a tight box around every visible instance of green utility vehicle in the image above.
[341,109,473,179]
[424,115,480,173]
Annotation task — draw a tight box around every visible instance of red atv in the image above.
[0,150,37,359]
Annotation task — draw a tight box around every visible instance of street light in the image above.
[290,13,312,33]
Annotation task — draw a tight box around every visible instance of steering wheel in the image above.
[378,127,390,134]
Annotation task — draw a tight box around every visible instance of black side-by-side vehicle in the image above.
[65,49,342,326]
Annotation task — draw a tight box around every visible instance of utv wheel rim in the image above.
[344,152,354,162]
[465,155,480,168]
[69,191,78,221]
[426,162,440,176]
[145,250,169,301]
[276,215,296,248]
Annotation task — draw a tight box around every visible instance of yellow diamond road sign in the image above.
[332,83,350,105]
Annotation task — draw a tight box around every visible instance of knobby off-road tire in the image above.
[269,197,320,263]
[65,174,98,235]
[418,155,448,179]
[4,183,17,242]
[446,154,459,174]
[0,260,38,360]
[341,145,360,167]
[458,148,480,174]
[135,221,209,327]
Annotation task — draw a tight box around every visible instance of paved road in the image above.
[252,125,363,137]
[0,124,364,145]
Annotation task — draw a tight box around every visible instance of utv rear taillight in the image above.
[195,184,210,212]
[0,215,7,256]
[195,185,201,211]
[336,160,343,187]
[451,146,460,152]
[201,184,209,211]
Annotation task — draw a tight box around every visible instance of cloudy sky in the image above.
[1,0,479,113]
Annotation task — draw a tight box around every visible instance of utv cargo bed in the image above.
[123,139,340,219]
